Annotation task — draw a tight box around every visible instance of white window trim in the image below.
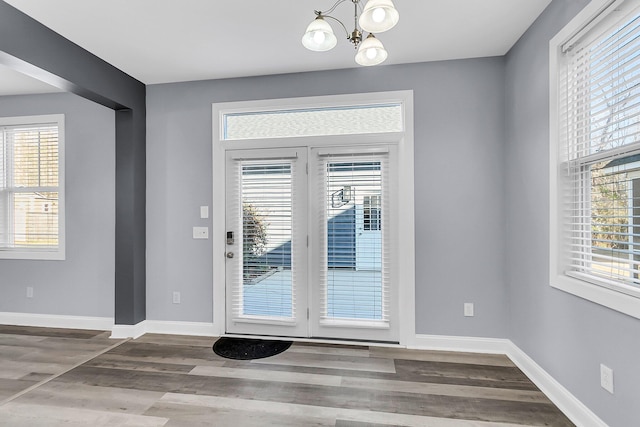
[0,114,65,261]
[549,0,640,319]
[211,91,416,344]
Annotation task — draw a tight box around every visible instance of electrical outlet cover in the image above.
[600,364,614,394]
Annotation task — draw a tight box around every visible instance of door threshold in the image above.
[222,333,402,348]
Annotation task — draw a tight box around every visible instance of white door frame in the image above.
[211,91,416,346]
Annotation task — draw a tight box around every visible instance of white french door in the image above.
[225,146,398,342]
[308,147,398,342]
[225,148,308,337]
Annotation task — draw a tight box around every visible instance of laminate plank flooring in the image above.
[0,325,121,405]
[0,326,575,426]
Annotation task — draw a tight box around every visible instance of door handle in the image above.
[226,252,234,259]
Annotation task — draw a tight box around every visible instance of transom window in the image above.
[222,103,403,140]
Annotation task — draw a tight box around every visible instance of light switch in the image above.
[464,303,474,317]
[200,206,209,219]
[193,226,209,239]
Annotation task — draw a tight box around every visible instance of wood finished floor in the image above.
[0,326,574,426]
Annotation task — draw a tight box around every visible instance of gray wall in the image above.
[0,93,115,318]
[146,59,509,337]
[505,1,640,426]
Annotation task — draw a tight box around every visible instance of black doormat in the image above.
[213,337,293,360]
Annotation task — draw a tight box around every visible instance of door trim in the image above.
[211,91,415,346]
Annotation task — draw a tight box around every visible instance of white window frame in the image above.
[550,0,640,319]
[211,91,415,344]
[0,114,65,260]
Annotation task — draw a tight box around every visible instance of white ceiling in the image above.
[2,0,551,92]
[0,64,62,96]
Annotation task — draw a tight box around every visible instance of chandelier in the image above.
[302,0,400,66]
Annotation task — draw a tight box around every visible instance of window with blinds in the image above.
[317,153,390,324]
[558,1,640,297]
[0,115,64,259]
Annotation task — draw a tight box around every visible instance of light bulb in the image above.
[372,7,386,23]
[355,33,387,66]
[302,16,337,51]
[313,31,325,44]
[359,0,399,33]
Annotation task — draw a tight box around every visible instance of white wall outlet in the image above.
[600,364,614,394]
[172,291,181,304]
[26,287,34,298]
[464,303,474,317]
[193,226,209,239]
[200,206,209,219]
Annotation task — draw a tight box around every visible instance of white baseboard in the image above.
[0,311,113,331]
[144,320,219,337]
[410,334,511,354]
[110,322,147,339]
[411,333,607,427]
[109,320,219,339]
[505,342,608,427]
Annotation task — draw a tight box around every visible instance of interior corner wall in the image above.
[505,1,640,426]
[0,92,115,318]
[146,59,509,338]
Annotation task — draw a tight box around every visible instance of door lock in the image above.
[226,252,234,259]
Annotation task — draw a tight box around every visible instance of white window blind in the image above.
[316,152,390,324]
[0,117,63,258]
[560,2,640,297]
[228,157,298,320]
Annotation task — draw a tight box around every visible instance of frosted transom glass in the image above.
[224,104,403,140]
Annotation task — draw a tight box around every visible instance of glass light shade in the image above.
[355,34,388,66]
[301,17,337,51]
[359,0,399,33]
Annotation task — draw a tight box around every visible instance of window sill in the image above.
[551,274,640,320]
[0,249,65,261]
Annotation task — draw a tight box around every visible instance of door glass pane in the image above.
[325,161,383,320]
[241,162,293,318]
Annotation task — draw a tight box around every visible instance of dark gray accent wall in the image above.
[505,1,640,426]
[0,93,115,317]
[0,2,139,109]
[146,60,509,338]
[0,1,146,325]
